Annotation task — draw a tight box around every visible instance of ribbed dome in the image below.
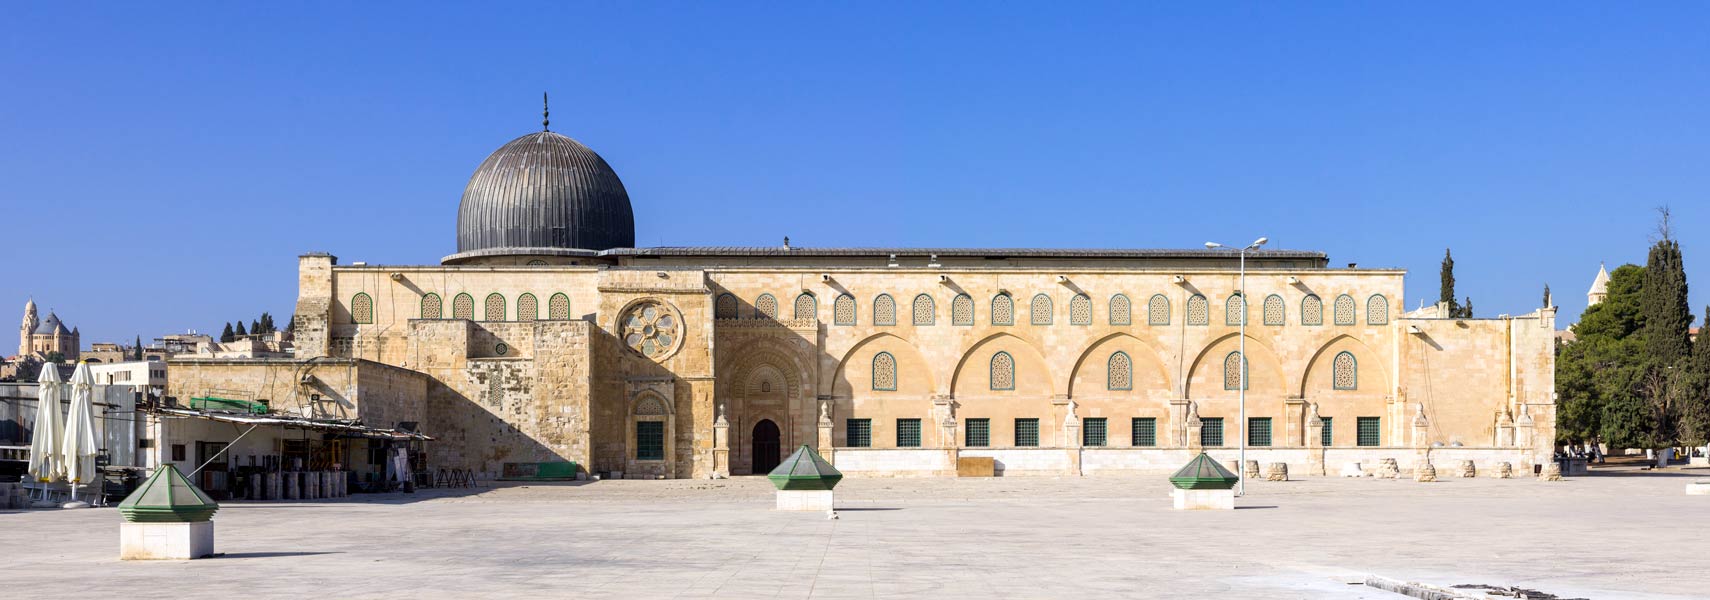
[454,131,635,257]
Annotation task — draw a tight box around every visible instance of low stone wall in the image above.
[960,449,1073,476]
[829,446,1537,477]
[831,449,951,476]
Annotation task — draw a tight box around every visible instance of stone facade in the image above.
[282,250,1556,480]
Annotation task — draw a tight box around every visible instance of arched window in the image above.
[834,294,856,325]
[952,294,974,326]
[452,293,474,320]
[1108,351,1132,391]
[912,294,935,325]
[992,293,1015,326]
[715,293,738,319]
[874,294,896,326]
[1110,294,1131,326]
[793,293,816,321]
[548,293,570,320]
[1223,352,1248,391]
[1263,294,1285,326]
[1334,294,1356,325]
[420,293,442,319]
[1030,293,1053,325]
[484,293,506,321]
[1069,294,1092,325]
[1366,294,1389,325]
[1148,294,1170,325]
[1333,351,1358,390]
[517,293,538,322]
[990,351,1015,391]
[1225,293,1246,326]
[755,294,778,319]
[1301,294,1323,326]
[525,259,548,266]
[351,293,373,324]
[872,352,897,391]
[1187,294,1209,326]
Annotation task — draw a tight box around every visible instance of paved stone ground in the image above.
[2,465,1707,599]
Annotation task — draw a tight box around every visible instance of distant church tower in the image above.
[18,297,37,357]
[1587,263,1610,306]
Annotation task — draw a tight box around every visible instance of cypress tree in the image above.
[251,319,261,336]
[235,321,248,337]
[1461,297,1474,319]
[1439,249,1461,316]
[1616,210,1693,451]
[1543,284,1552,308]
[133,335,143,360]
[1641,237,1692,364]
[1679,305,1710,448]
[220,323,234,343]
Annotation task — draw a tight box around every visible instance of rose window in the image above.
[622,302,679,358]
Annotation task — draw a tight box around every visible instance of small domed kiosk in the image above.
[1169,453,1239,510]
[117,464,219,559]
[768,445,841,511]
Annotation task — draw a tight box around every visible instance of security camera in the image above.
[938,275,950,284]
[820,274,832,283]
[1407,325,1423,335]
[1172,275,1185,284]
[1286,276,1299,285]
[1056,275,1069,284]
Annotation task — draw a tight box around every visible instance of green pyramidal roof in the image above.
[1169,452,1240,490]
[118,464,219,523]
[767,445,843,491]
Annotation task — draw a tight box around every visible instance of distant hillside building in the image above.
[17,298,78,362]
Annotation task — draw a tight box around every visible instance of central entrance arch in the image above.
[752,419,781,474]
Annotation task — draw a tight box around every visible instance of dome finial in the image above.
[542,92,551,132]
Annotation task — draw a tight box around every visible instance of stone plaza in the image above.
[3,467,1705,599]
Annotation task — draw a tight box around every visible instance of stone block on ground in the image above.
[1456,460,1477,478]
[1377,458,1400,479]
[1414,462,1437,482]
[776,489,834,511]
[1540,462,1563,481]
[120,521,214,560]
[1171,488,1234,510]
[1495,462,1513,479]
[1265,462,1288,481]
[957,457,995,477]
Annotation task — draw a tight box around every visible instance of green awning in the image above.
[118,464,219,523]
[1168,452,1240,490]
[767,445,842,491]
[190,396,269,415]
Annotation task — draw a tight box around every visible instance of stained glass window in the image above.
[1223,352,1247,391]
[794,293,816,320]
[419,293,441,319]
[1333,351,1357,390]
[1302,294,1323,326]
[1110,294,1131,326]
[1334,294,1356,325]
[1030,294,1053,325]
[452,293,474,320]
[952,294,973,325]
[834,294,856,325]
[875,294,896,326]
[484,293,505,321]
[913,294,935,326]
[872,352,897,391]
[351,293,373,324]
[992,293,1014,326]
[1225,293,1246,326]
[755,294,778,319]
[1367,294,1389,325]
[548,293,570,320]
[1187,294,1209,326]
[991,351,1015,391]
[1148,294,1170,325]
[715,293,738,319]
[517,293,538,322]
[1108,351,1132,390]
[1263,294,1284,326]
[1069,294,1092,325]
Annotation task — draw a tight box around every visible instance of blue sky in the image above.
[4,3,1708,346]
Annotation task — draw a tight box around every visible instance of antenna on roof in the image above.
[543,92,551,132]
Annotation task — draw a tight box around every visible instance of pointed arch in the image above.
[1183,332,1288,398]
[419,293,442,319]
[1066,332,1173,399]
[828,332,937,397]
[949,332,1054,398]
[1298,334,1390,398]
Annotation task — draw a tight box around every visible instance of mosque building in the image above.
[163,109,1558,480]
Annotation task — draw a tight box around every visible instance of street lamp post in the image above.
[1206,237,1267,496]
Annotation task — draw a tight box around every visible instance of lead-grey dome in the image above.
[452,131,635,259]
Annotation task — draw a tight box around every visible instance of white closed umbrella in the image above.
[26,364,66,500]
[62,362,100,507]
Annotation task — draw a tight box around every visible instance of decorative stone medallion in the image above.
[621,300,682,360]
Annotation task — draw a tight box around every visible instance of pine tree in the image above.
[251,319,261,336]
[235,321,248,337]
[1558,265,1647,446]
[1679,305,1710,448]
[1461,297,1474,319]
[1543,284,1552,308]
[220,323,234,343]
[133,335,143,360]
[1439,249,1462,316]
[285,315,296,339]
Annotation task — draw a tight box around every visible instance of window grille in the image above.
[716,293,738,319]
[636,421,664,460]
[351,293,373,324]
[965,418,990,447]
[1131,417,1156,447]
[1148,294,1170,325]
[755,294,778,319]
[452,294,474,320]
[990,352,1015,390]
[1201,417,1224,447]
[897,419,922,447]
[1225,293,1246,326]
[952,294,974,325]
[548,293,570,320]
[1320,417,1333,447]
[875,294,896,326]
[1224,352,1247,391]
[1357,417,1381,447]
[834,294,856,325]
[1030,293,1053,325]
[794,293,816,320]
[872,352,897,391]
[1015,418,1039,447]
[1083,418,1107,447]
[913,294,935,325]
[1367,294,1389,325]
[992,294,1014,326]
[1263,294,1284,326]
[1108,352,1132,390]
[1248,417,1272,446]
[1302,294,1323,326]
[420,293,442,319]
[846,419,872,448]
[1069,294,1092,325]
[1110,294,1131,326]
[484,293,505,321]
[517,293,538,321]
[1333,352,1357,390]
[1334,294,1356,325]
[1187,294,1209,325]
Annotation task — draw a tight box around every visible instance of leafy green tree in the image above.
[1556,264,1646,445]
[45,351,65,363]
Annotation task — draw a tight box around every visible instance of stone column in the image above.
[712,403,730,478]
[1284,397,1307,447]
